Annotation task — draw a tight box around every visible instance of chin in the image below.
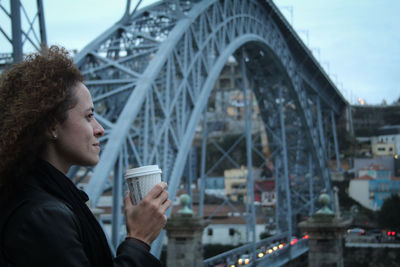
[90,159,100,166]
[81,158,100,167]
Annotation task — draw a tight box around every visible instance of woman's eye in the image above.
[87,113,94,119]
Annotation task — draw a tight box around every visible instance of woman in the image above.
[0,46,171,266]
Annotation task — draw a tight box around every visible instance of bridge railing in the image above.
[203,232,310,267]
[203,232,288,266]
[255,238,309,266]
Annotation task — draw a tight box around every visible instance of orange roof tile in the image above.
[358,174,374,180]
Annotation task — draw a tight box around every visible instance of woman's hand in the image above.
[124,182,172,246]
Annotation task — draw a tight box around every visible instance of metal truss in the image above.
[72,0,347,261]
[0,0,46,65]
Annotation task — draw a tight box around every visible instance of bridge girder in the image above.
[0,0,46,68]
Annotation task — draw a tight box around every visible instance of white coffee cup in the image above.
[124,165,162,204]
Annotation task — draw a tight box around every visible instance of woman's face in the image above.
[51,82,104,172]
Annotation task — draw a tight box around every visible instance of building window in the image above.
[221,66,230,75]
[220,78,231,88]
[229,228,235,236]
[377,147,386,151]
[389,147,393,152]
[207,228,213,236]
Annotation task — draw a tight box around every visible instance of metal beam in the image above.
[37,0,47,46]
[10,0,22,62]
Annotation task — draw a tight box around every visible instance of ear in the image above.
[46,124,59,141]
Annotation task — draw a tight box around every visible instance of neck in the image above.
[41,150,70,175]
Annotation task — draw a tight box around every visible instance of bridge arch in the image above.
[74,0,345,258]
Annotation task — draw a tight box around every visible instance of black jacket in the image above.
[0,165,161,267]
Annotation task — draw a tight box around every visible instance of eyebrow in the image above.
[85,107,94,112]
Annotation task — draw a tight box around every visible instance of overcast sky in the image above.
[3,0,399,105]
[274,0,400,105]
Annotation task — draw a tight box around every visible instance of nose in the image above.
[94,118,105,138]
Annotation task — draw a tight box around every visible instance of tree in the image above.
[377,194,400,229]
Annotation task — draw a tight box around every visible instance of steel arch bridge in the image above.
[71,0,347,262]
[4,0,347,265]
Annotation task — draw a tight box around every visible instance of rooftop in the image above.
[360,163,388,171]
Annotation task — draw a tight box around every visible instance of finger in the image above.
[160,199,172,213]
[124,191,135,207]
[155,190,169,206]
[147,182,168,199]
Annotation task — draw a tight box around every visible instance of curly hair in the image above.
[0,46,83,189]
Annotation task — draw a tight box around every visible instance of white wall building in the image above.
[348,163,400,211]
[348,178,372,210]
[203,223,265,246]
[371,125,400,156]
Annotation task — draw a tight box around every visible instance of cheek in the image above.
[63,121,94,144]
[85,126,95,144]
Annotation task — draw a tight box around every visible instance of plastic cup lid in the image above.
[124,165,162,178]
